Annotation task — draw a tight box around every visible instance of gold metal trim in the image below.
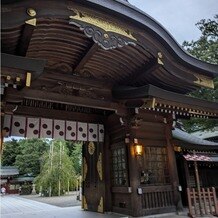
[143,98,156,108]
[82,195,88,210]
[26,72,31,87]
[27,8,36,17]
[88,141,95,155]
[83,157,88,181]
[194,74,214,89]
[97,197,104,213]
[70,10,136,41]
[25,18,37,26]
[157,52,164,65]
[97,152,103,181]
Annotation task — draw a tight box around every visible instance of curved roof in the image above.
[1,166,19,177]
[191,127,218,140]
[1,0,217,96]
[173,128,218,147]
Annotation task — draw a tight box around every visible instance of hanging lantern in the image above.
[134,138,143,156]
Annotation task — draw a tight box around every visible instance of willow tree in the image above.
[35,140,77,196]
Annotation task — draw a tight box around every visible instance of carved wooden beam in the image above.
[6,89,127,115]
[4,103,106,123]
[41,71,113,89]
[74,43,99,74]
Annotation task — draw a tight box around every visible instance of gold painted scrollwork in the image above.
[88,141,95,155]
[194,73,214,89]
[70,9,136,40]
[97,196,104,213]
[97,152,103,181]
[82,157,88,181]
[69,9,137,50]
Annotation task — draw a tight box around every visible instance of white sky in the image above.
[128,0,218,45]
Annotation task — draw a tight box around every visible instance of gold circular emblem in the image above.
[104,33,109,38]
[88,142,95,155]
[27,8,36,17]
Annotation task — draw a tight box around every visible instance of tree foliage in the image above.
[2,139,21,166]
[35,140,77,196]
[2,137,80,196]
[69,142,82,175]
[183,15,218,64]
[182,15,218,132]
[15,138,49,176]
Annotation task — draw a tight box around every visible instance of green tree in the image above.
[2,139,21,166]
[35,140,77,196]
[15,138,49,176]
[70,142,82,175]
[182,15,218,132]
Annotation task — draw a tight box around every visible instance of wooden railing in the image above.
[187,187,218,217]
[141,185,174,209]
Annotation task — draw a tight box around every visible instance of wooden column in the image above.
[193,151,204,215]
[127,137,143,217]
[165,119,183,212]
[104,126,112,212]
[184,160,190,188]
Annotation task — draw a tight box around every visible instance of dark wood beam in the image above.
[4,104,106,123]
[131,59,160,85]
[112,84,218,116]
[6,89,127,115]
[17,20,36,56]
[74,43,98,73]
[41,71,113,89]
[1,53,46,79]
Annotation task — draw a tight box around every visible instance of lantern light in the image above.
[134,138,143,156]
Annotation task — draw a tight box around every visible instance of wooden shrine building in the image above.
[1,0,218,216]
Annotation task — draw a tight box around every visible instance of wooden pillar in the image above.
[184,160,190,188]
[193,151,204,215]
[165,120,183,212]
[127,138,143,217]
[104,127,112,212]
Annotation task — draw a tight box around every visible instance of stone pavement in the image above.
[21,191,81,207]
[0,195,214,218]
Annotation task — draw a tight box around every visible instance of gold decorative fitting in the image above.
[194,73,214,89]
[97,152,103,180]
[25,18,37,26]
[26,72,31,87]
[104,33,109,38]
[143,98,156,108]
[88,142,95,155]
[82,195,88,210]
[174,146,182,152]
[97,197,104,213]
[69,9,137,50]
[16,77,21,82]
[157,52,164,65]
[27,8,36,17]
[82,157,88,181]
[69,10,136,41]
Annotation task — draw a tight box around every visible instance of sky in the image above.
[128,0,218,45]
